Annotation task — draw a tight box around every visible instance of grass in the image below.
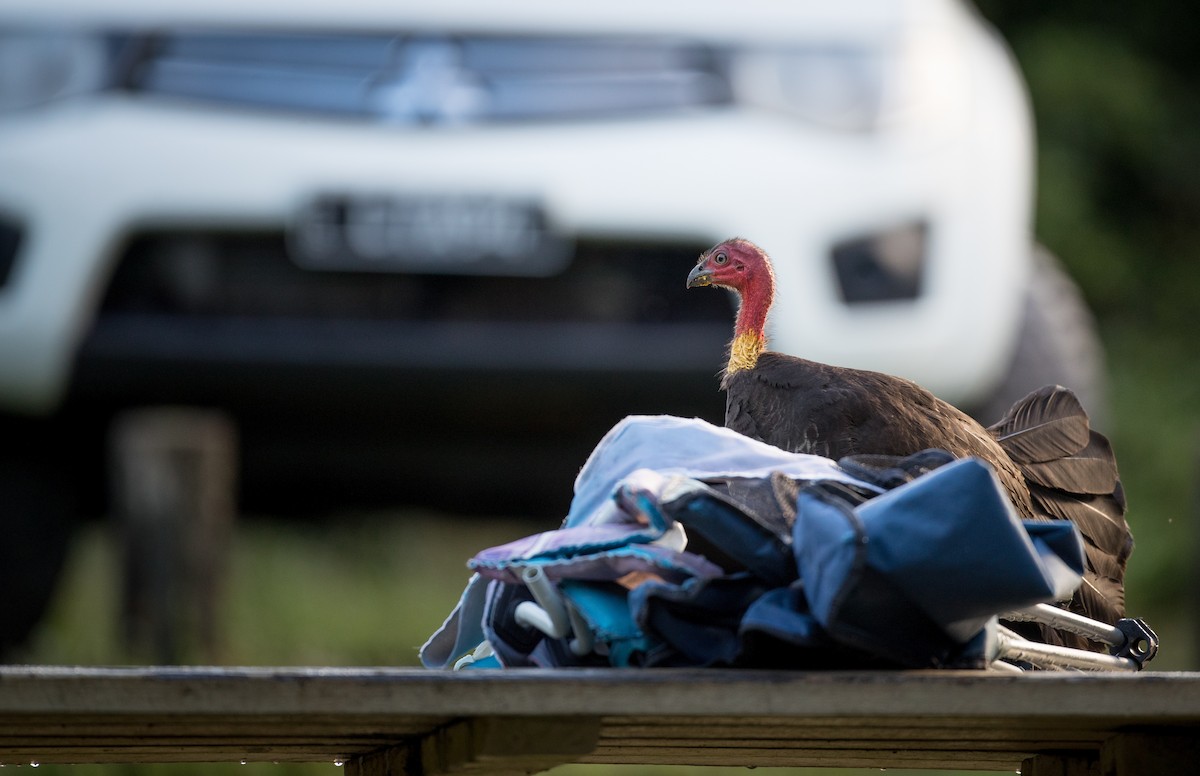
[25,512,530,668]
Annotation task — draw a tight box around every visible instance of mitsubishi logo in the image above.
[369,38,487,124]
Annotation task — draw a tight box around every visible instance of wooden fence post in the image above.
[109,407,237,664]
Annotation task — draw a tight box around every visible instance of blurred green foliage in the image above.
[977,4,1200,331]
[976,3,1200,664]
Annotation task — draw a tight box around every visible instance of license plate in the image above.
[288,194,571,276]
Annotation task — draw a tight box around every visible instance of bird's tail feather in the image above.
[987,385,1133,640]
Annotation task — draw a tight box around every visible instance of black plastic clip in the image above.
[1112,617,1159,669]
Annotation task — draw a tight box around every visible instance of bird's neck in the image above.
[728,279,772,374]
[727,330,766,373]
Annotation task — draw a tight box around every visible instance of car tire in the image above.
[970,246,1108,429]
[0,417,79,658]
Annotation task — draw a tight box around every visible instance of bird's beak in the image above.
[686,263,713,289]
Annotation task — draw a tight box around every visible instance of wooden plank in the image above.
[1,667,1198,773]
[345,744,411,776]
[0,747,355,766]
[1022,754,1099,776]
[1101,730,1200,776]
[0,714,447,737]
[5,666,1200,719]
[581,747,1027,771]
[587,741,1067,758]
[597,721,1109,742]
[600,713,1119,730]
[347,717,600,776]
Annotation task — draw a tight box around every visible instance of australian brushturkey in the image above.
[687,237,1133,648]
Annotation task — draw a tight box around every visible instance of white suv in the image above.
[0,0,1102,651]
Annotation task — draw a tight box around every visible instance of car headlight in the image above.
[731,28,967,134]
[731,44,887,132]
[0,28,108,113]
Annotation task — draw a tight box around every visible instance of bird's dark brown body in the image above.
[689,238,1133,647]
[723,352,1035,515]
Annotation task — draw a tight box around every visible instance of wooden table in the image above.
[2,667,1198,775]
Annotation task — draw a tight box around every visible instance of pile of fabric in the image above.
[420,416,1115,671]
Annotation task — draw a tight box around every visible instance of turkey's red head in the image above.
[687,238,775,349]
[686,238,771,292]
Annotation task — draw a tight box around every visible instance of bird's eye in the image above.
[714,252,728,265]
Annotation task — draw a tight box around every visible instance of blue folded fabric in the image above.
[419,416,1086,671]
[794,458,1084,666]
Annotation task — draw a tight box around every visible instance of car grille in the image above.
[98,232,731,326]
[113,31,733,123]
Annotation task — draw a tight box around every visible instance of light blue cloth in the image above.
[565,415,880,527]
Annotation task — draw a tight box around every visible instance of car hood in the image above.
[2,0,955,44]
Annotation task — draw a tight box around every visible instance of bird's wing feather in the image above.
[987,385,1091,463]
[1028,483,1133,566]
[1021,432,1120,494]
